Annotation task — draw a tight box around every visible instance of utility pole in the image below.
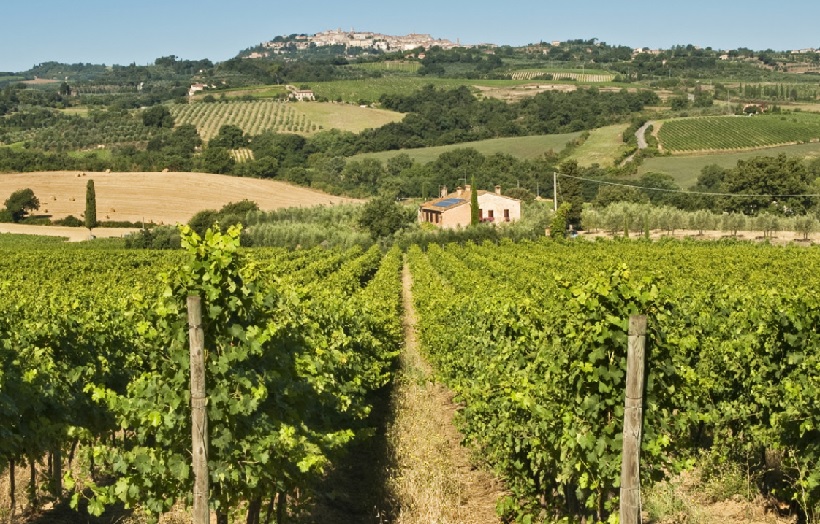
[553,172,558,212]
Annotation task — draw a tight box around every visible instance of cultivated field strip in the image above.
[409,239,820,523]
[509,70,615,82]
[0,238,403,520]
[659,114,820,152]
[171,100,318,141]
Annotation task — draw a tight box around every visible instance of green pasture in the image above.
[638,142,820,188]
[67,148,113,161]
[568,124,630,167]
[349,133,581,164]
[58,106,90,117]
[297,102,404,133]
[658,113,820,152]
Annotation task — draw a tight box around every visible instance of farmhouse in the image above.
[292,89,315,101]
[418,185,521,229]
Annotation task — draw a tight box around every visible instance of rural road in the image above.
[636,120,656,149]
[621,120,657,165]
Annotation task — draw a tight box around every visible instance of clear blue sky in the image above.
[2,0,819,72]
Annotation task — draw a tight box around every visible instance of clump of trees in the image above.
[2,188,40,222]
[358,195,415,240]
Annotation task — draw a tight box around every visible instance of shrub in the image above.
[54,215,84,227]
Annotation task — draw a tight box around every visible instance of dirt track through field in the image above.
[386,262,504,524]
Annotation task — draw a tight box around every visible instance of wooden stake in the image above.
[620,315,647,524]
[9,458,15,519]
[188,296,209,524]
[51,446,62,498]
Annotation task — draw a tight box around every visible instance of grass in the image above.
[387,264,503,524]
[638,142,820,188]
[568,124,630,167]
[67,149,113,161]
[297,102,404,133]
[349,133,581,164]
[58,106,90,117]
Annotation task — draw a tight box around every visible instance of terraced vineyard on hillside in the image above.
[509,70,615,82]
[171,100,318,141]
[658,113,820,152]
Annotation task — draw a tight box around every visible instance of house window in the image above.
[504,209,510,222]
[479,208,484,219]
[488,210,494,219]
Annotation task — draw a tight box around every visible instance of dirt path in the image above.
[385,262,504,524]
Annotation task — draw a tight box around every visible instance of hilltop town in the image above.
[243,28,472,58]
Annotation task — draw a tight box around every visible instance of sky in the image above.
[2,0,819,72]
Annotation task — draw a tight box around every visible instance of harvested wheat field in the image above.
[0,171,361,225]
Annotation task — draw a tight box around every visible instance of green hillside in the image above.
[349,133,582,164]
[638,142,820,188]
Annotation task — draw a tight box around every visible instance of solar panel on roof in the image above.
[434,198,466,208]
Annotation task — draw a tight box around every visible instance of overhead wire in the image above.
[555,173,820,199]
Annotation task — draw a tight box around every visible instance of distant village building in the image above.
[292,89,315,101]
[286,85,315,101]
[188,83,207,97]
[269,29,464,54]
[418,185,521,229]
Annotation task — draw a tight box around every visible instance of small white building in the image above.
[292,89,315,101]
[188,83,207,97]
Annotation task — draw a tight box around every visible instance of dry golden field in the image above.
[0,171,361,226]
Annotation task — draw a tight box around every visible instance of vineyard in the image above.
[171,100,319,141]
[348,61,421,73]
[4,229,820,523]
[408,239,820,523]
[0,227,403,522]
[509,70,615,83]
[658,113,820,152]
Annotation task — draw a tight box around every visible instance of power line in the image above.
[556,173,820,199]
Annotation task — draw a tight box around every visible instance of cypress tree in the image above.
[85,179,96,230]
[470,175,479,226]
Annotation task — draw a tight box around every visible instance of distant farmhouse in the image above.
[419,185,521,229]
[286,85,315,101]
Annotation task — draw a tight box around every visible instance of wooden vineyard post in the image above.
[188,296,209,524]
[620,315,647,524]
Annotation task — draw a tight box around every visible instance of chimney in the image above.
[440,186,448,198]
[456,186,464,197]
[495,185,502,195]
